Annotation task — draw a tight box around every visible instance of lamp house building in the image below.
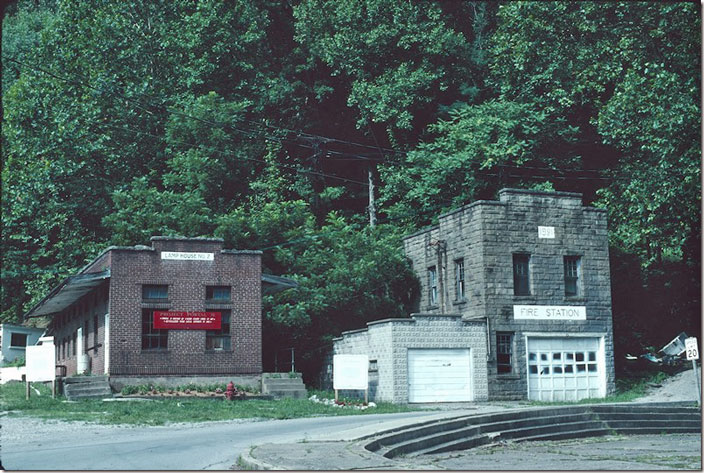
[24,236,296,390]
[333,189,616,403]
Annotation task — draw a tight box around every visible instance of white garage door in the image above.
[408,349,472,403]
[527,337,603,401]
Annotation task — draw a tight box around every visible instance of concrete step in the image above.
[366,403,702,459]
[388,416,603,458]
[262,379,305,389]
[63,376,113,401]
[261,374,307,399]
[64,375,109,385]
[264,388,308,399]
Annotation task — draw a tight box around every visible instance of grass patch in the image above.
[1,382,420,426]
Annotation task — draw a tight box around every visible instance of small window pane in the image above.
[206,310,231,351]
[142,285,168,300]
[10,333,28,348]
[454,259,465,301]
[513,254,531,296]
[206,286,231,301]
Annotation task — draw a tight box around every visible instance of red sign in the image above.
[153,311,221,330]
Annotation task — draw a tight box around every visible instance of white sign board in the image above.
[26,343,55,382]
[685,337,699,361]
[161,252,214,261]
[538,226,555,239]
[514,305,586,321]
[333,354,369,390]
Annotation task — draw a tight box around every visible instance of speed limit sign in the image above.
[685,337,699,361]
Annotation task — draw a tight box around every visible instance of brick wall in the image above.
[109,238,262,376]
[50,237,263,379]
[51,282,109,377]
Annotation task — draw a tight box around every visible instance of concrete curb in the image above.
[239,446,281,471]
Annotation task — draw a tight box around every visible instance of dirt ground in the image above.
[635,365,701,403]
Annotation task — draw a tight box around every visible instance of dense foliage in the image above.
[2,0,699,381]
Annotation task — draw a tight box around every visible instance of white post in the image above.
[104,313,110,375]
[76,327,88,374]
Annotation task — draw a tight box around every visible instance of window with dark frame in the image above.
[564,256,581,297]
[206,310,231,350]
[497,332,514,374]
[428,266,438,305]
[513,254,531,296]
[72,331,77,356]
[9,333,28,348]
[454,259,465,301]
[206,286,231,301]
[141,309,168,350]
[142,284,168,300]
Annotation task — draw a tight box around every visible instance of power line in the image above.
[7,55,676,183]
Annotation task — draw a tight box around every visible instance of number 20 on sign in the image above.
[685,337,699,360]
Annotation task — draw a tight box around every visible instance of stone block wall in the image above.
[402,189,615,400]
[333,314,488,403]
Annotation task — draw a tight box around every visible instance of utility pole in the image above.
[368,164,377,228]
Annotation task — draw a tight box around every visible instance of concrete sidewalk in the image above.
[238,402,702,470]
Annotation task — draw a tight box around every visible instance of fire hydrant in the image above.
[225,381,237,401]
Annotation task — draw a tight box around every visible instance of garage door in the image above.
[408,349,472,403]
[527,337,603,401]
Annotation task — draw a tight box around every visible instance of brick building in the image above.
[334,189,616,403]
[24,236,296,390]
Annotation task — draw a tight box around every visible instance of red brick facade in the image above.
[48,237,262,379]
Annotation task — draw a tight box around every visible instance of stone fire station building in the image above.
[334,189,616,403]
[25,236,295,389]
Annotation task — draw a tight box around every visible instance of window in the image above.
[428,266,438,305]
[564,256,581,297]
[142,284,168,300]
[454,259,465,301]
[369,359,378,372]
[72,332,77,356]
[9,333,28,348]
[206,286,231,301]
[513,254,531,296]
[206,310,231,350]
[84,321,90,352]
[142,309,168,349]
[497,332,513,374]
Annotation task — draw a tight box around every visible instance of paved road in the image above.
[1,410,456,470]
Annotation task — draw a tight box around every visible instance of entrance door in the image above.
[527,337,603,401]
[408,349,472,403]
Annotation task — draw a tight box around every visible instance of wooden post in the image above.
[364,389,368,405]
[693,360,701,406]
[26,381,30,400]
[335,389,339,403]
[52,379,56,399]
